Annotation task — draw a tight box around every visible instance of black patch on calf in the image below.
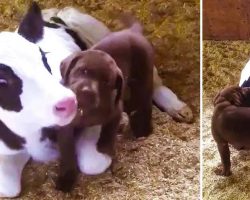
[39,48,52,74]
[50,17,67,26]
[0,64,23,112]
[44,21,60,29]
[241,77,250,87]
[65,29,88,50]
[0,120,25,150]
[18,2,43,43]
[41,127,58,143]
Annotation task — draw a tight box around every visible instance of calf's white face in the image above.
[0,3,77,139]
[0,33,76,136]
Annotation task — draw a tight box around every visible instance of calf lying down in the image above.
[212,86,250,176]
[42,6,193,123]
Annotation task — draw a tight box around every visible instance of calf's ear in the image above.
[18,2,44,43]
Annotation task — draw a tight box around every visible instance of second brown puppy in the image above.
[212,85,250,176]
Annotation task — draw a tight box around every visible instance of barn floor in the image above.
[0,0,199,199]
[203,40,250,199]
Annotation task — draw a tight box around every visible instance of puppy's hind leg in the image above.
[0,152,30,198]
[125,48,153,138]
[153,67,193,123]
[214,142,232,176]
[126,80,153,138]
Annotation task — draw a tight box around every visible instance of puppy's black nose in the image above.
[78,88,97,108]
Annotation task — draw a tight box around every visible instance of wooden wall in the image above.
[203,0,250,40]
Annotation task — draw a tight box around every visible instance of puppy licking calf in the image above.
[56,16,153,191]
[212,86,250,176]
[55,50,123,191]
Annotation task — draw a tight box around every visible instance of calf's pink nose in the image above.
[54,97,77,118]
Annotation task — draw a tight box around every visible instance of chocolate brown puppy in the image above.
[61,49,124,157]
[56,17,153,192]
[212,85,250,176]
[56,50,123,192]
[61,50,124,128]
[61,16,153,137]
[61,16,154,138]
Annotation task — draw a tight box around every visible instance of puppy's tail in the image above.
[119,13,143,33]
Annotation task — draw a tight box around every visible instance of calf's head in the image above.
[0,2,77,137]
[60,50,123,126]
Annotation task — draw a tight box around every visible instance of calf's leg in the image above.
[152,67,193,123]
[76,125,112,175]
[0,152,30,198]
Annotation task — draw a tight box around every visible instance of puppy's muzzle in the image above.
[77,87,98,110]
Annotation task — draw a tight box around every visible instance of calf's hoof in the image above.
[171,104,193,123]
[0,187,20,198]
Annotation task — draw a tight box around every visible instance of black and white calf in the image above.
[0,2,193,197]
[0,3,78,197]
[240,61,250,87]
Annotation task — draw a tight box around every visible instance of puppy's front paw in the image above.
[214,166,232,176]
[56,169,78,193]
[171,104,193,123]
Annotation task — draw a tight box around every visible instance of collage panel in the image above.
[203,0,250,199]
[0,0,200,199]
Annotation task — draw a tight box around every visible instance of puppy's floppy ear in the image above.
[241,87,250,97]
[114,69,124,105]
[18,2,44,43]
[60,54,80,85]
[241,87,250,105]
[213,91,221,106]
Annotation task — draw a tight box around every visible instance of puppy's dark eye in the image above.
[82,69,88,75]
[102,80,110,86]
[0,78,8,87]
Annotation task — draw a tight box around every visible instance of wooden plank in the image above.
[203,0,250,40]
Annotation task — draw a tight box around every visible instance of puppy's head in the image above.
[213,86,250,107]
[60,50,123,126]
